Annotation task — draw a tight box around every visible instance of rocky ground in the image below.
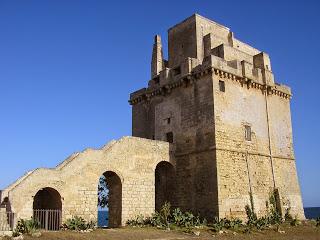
[0,221,317,240]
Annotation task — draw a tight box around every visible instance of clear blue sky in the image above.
[0,0,319,207]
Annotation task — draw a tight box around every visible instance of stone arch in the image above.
[0,196,12,212]
[33,187,62,230]
[98,171,122,228]
[155,161,176,211]
[33,187,62,210]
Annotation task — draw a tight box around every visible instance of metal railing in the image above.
[0,211,14,231]
[33,209,61,231]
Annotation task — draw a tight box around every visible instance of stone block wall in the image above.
[212,66,304,219]
[132,73,218,219]
[2,137,171,226]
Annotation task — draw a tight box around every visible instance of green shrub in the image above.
[13,218,40,235]
[255,216,270,230]
[170,207,202,228]
[245,190,285,230]
[62,216,96,231]
[211,223,222,232]
[86,220,97,229]
[316,217,320,227]
[127,203,205,229]
[290,217,300,226]
[209,217,242,232]
[268,191,282,225]
[126,212,164,228]
[219,218,241,229]
[160,202,171,228]
[284,207,293,222]
[171,208,184,226]
[245,204,257,226]
[126,214,146,227]
[150,211,163,227]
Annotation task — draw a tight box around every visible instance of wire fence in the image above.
[33,209,62,231]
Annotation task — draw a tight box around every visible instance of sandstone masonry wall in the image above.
[2,137,171,226]
[130,13,305,220]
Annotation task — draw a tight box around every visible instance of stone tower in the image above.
[130,14,305,220]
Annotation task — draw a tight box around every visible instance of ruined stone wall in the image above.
[4,137,171,226]
[132,74,218,219]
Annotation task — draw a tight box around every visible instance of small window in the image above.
[219,80,225,92]
[167,118,171,124]
[173,67,181,76]
[166,132,173,143]
[245,125,251,141]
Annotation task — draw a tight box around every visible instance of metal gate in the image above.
[33,209,61,231]
[0,211,14,231]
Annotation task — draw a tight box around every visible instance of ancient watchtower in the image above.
[130,14,305,219]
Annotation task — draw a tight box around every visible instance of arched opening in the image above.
[97,171,122,228]
[155,161,175,211]
[33,187,62,231]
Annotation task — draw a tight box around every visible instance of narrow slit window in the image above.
[167,118,171,124]
[245,125,252,141]
[219,80,225,92]
[166,132,173,143]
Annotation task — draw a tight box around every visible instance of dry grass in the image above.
[21,222,320,240]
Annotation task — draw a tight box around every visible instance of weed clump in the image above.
[62,216,96,231]
[126,202,204,230]
[13,218,40,237]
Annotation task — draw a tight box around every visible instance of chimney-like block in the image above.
[253,52,272,71]
[151,35,164,78]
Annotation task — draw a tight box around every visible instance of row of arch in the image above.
[32,161,175,229]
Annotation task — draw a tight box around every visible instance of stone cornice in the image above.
[129,66,291,105]
[174,145,295,161]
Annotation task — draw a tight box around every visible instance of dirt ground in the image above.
[21,223,320,240]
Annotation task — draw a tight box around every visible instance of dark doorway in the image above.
[97,171,122,228]
[33,187,62,231]
[155,162,175,211]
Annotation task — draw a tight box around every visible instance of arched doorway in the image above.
[97,171,122,228]
[155,161,175,211]
[33,187,62,231]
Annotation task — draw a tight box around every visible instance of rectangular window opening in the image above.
[167,118,171,124]
[219,80,225,92]
[166,132,173,143]
[245,125,252,141]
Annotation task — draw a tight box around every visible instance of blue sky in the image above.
[0,0,319,207]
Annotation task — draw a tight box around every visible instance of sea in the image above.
[98,210,108,227]
[97,208,320,227]
[304,207,320,219]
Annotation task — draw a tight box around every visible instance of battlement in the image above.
[130,14,291,105]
